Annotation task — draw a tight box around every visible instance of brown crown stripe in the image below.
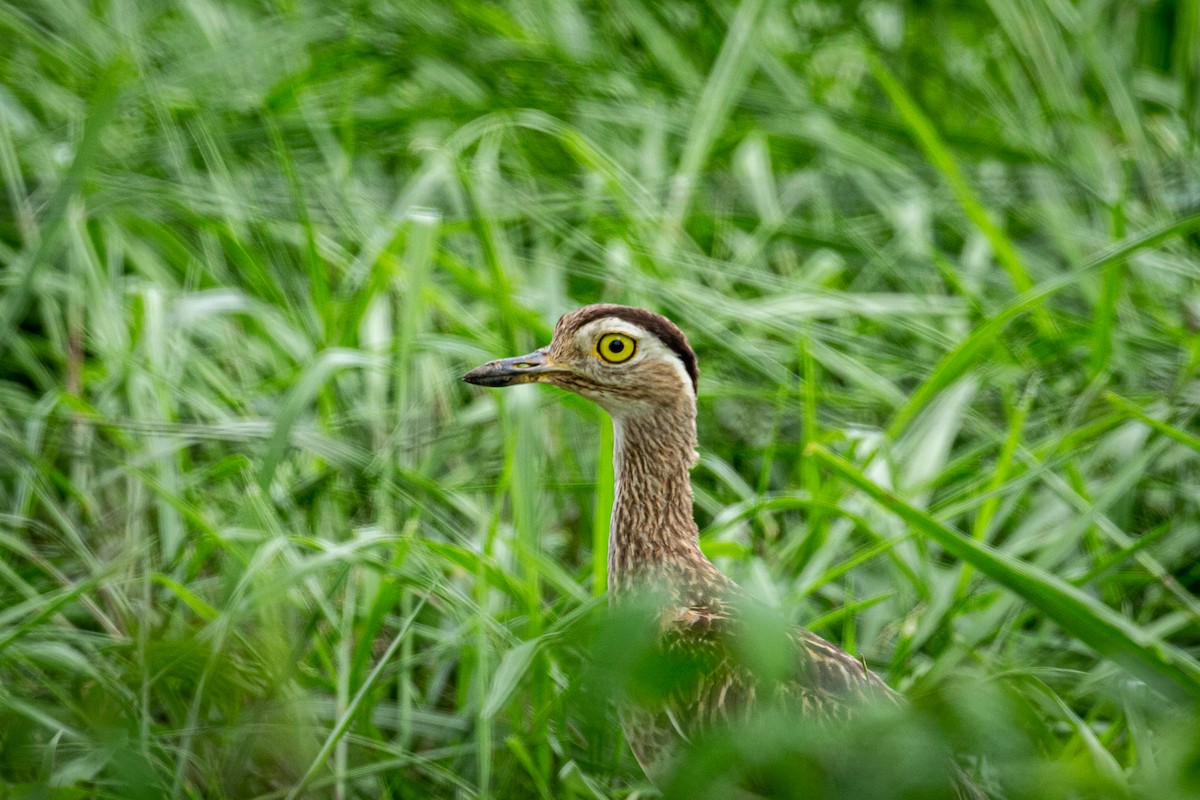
[556,304,699,394]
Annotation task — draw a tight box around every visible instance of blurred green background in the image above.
[2,0,1200,797]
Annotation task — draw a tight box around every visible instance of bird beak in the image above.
[462,348,558,388]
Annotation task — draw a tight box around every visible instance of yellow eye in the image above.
[596,332,637,364]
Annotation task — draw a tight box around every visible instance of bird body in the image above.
[464,304,984,797]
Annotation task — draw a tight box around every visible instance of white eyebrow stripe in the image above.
[576,317,650,340]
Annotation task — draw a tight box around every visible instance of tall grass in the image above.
[1,0,1198,797]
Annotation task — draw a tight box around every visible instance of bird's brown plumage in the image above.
[463,304,986,798]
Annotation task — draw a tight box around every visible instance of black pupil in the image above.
[608,338,624,353]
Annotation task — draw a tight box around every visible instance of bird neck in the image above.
[607,401,724,600]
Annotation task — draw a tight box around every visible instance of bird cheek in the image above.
[568,382,631,414]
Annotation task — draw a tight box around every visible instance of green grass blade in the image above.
[284,593,430,800]
[870,54,1046,327]
[1104,392,1200,453]
[808,444,1200,702]
[659,0,772,249]
[888,210,1200,438]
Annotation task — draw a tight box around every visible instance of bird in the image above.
[463,303,986,798]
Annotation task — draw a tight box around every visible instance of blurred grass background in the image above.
[2,0,1200,797]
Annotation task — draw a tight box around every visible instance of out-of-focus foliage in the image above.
[1,0,1198,797]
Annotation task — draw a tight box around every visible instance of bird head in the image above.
[462,304,698,417]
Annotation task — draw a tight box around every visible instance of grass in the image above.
[1,0,1199,797]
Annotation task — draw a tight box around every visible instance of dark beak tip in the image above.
[461,365,493,386]
[462,362,521,388]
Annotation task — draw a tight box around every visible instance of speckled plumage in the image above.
[596,345,894,780]
[463,304,986,799]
